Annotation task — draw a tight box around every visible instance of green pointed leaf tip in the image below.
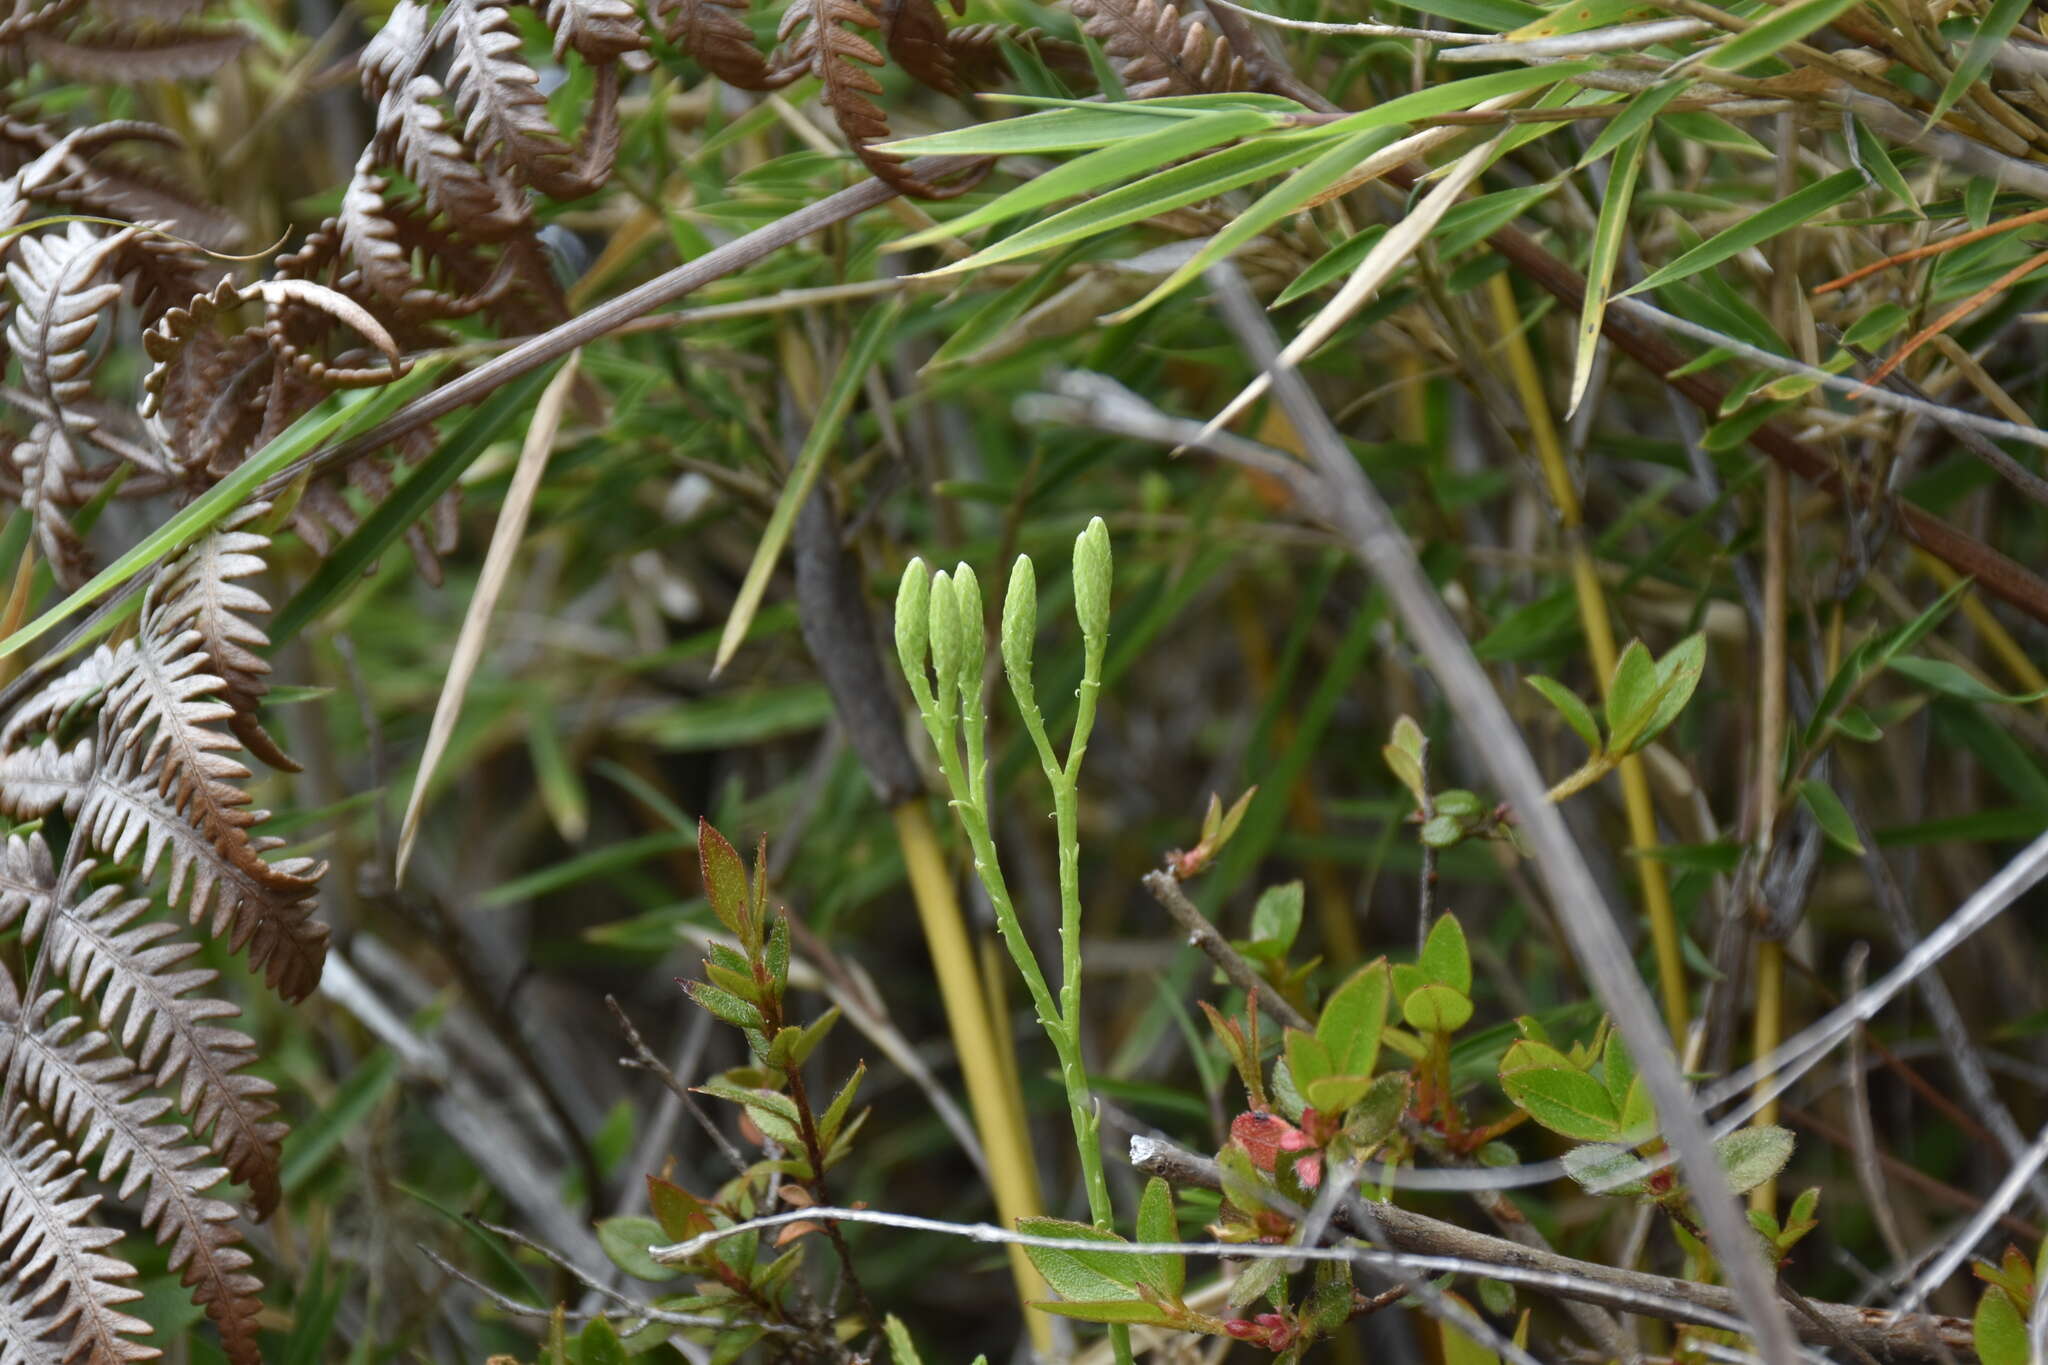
[1636,633,1707,749]
[895,559,930,682]
[1420,914,1472,993]
[1251,881,1305,951]
[1604,640,1658,741]
[953,562,986,695]
[884,1315,924,1365]
[928,569,962,697]
[1715,1124,1795,1196]
[1526,675,1602,754]
[1074,516,1112,642]
[1002,555,1038,685]
[1317,958,1390,1075]
[1797,779,1866,854]
[698,821,751,939]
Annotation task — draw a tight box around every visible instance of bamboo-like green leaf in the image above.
[1846,114,1921,215]
[713,298,904,675]
[1888,656,2048,704]
[1403,0,1543,29]
[1703,0,1864,71]
[1134,1177,1183,1297]
[1316,63,1596,139]
[1578,78,1689,169]
[1933,0,2033,122]
[1626,169,1862,295]
[926,136,1332,275]
[1797,778,1866,854]
[1110,125,1401,319]
[1033,1300,1179,1326]
[894,110,1282,250]
[880,97,1287,155]
[1569,128,1647,416]
[4,357,446,660]
[1526,675,1602,753]
[1507,0,1657,37]
[1277,180,1559,306]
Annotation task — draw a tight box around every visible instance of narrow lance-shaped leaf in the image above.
[1569,127,1646,417]
[1577,78,1689,169]
[1702,0,1864,72]
[713,298,904,675]
[1796,779,1865,854]
[893,109,1282,250]
[1625,170,1863,296]
[1110,125,1400,320]
[1932,0,2033,123]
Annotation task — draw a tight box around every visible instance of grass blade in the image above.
[1932,0,2032,122]
[893,110,1284,249]
[924,136,1334,275]
[712,297,905,676]
[1625,169,1861,296]
[1702,0,1864,71]
[1110,126,1402,319]
[1569,128,1647,416]
[396,353,583,884]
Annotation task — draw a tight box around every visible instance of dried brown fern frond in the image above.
[545,0,649,62]
[0,516,329,1003]
[943,22,1091,89]
[5,222,136,585]
[774,0,983,197]
[650,0,784,89]
[22,21,251,81]
[0,1106,153,1365]
[386,75,531,241]
[445,0,618,201]
[1,844,286,1218]
[1,983,262,1364]
[880,0,960,97]
[1065,0,1247,97]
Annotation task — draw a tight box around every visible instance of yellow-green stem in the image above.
[1749,939,1784,1213]
[892,802,1053,1353]
[1487,274,1690,1042]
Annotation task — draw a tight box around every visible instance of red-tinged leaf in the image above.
[775,1221,825,1245]
[647,1176,715,1241]
[699,818,751,939]
[1231,1111,1302,1172]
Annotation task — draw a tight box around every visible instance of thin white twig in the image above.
[1203,0,1495,40]
[1439,18,1710,60]
[1608,297,2048,454]
[1896,1121,2048,1315]
[644,1201,1815,1356]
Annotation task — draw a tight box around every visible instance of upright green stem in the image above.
[901,532,1131,1365]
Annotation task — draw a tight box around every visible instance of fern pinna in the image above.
[0,503,316,1365]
